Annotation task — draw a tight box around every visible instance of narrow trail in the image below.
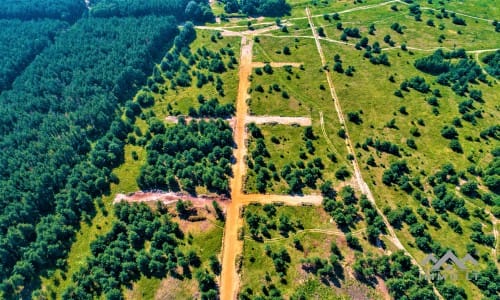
[220,36,253,300]
[244,227,366,243]
[288,0,399,22]
[319,111,342,156]
[306,7,444,299]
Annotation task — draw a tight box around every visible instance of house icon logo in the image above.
[420,251,479,282]
[421,250,478,271]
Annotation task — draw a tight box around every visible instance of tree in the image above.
[346,233,361,250]
[176,200,193,219]
[441,125,458,139]
[341,186,357,204]
[317,27,326,37]
[449,139,463,153]
[263,63,273,74]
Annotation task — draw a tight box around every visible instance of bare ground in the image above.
[251,62,303,68]
[245,115,311,126]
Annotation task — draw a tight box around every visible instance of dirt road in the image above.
[251,62,303,68]
[220,36,253,300]
[240,194,322,205]
[245,115,311,126]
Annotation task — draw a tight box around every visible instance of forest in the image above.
[0,0,86,22]
[88,0,214,22]
[0,19,68,92]
[0,15,178,298]
[220,0,291,17]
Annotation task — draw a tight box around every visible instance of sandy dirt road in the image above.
[245,115,311,126]
[251,62,303,68]
[220,36,253,300]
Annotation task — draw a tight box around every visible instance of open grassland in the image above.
[314,2,499,51]
[319,11,498,299]
[248,61,329,117]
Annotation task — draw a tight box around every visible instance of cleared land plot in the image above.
[126,206,225,300]
[239,205,385,299]
[244,124,350,195]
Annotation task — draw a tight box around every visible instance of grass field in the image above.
[316,9,498,299]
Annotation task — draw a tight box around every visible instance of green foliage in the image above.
[415,49,484,96]
[63,203,183,299]
[0,16,178,298]
[138,119,234,195]
[238,0,291,17]
[354,251,437,299]
[89,0,214,22]
[188,98,235,118]
[0,0,85,22]
[0,19,67,92]
[481,50,500,79]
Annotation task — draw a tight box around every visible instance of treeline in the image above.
[0,19,67,92]
[0,16,178,298]
[137,119,234,195]
[88,0,214,22]
[220,0,291,17]
[0,0,86,22]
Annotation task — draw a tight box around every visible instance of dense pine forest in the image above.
[0,0,213,298]
[0,19,68,92]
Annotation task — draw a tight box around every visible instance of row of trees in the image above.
[0,19,67,92]
[0,16,179,298]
